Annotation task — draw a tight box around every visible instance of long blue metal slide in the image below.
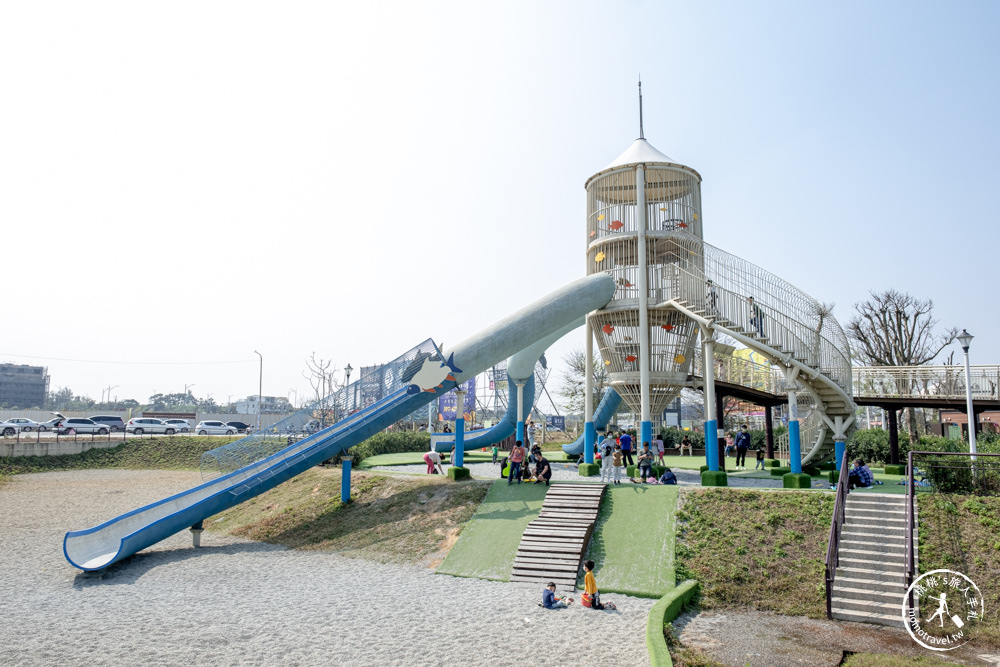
[64,273,616,571]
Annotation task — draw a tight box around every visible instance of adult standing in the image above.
[734,424,751,470]
[619,430,634,467]
[507,440,526,485]
[599,436,614,483]
[748,296,765,338]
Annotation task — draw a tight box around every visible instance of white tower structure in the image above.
[584,90,703,447]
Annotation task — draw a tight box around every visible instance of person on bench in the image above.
[678,435,693,456]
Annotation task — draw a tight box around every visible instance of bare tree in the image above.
[303,353,341,427]
[848,290,957,441]
[558,347,609,415]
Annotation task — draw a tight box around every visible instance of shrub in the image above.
[846,428,909,466]
[579,462,599,477]
[658,428,704,448]
[331,430,431,466]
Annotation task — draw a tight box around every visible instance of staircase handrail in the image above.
[825,447,851,619]
[905,450,915,611]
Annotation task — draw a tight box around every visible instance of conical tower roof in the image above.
[603,138,677,170]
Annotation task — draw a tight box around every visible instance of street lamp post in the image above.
[345,364,353,414]
[958,329,977,461]
[254,350,263,432]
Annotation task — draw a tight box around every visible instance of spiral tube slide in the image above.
[63,273,616,571]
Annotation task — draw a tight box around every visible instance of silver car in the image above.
[162,419,191,433]
[0,420,22,436]
[56,418,110,435]
[4,418,42,432]
[195,421,236,435]
[125,418,180,435]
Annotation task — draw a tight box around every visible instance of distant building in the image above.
[0,363,50,409]
[236,395,293,415]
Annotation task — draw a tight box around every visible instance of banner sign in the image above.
[546,415,565,431]
[438,377,476,421]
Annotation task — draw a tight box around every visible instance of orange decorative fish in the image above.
[625,355,637,362]
[610,220,624,231]
[662,324,674,331]
[602,324,615,334]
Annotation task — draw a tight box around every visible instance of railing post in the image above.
[454,390,466,469]
[888,408,900,465]
[341,456,352,503]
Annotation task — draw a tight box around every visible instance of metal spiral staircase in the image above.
[657,232,856,464]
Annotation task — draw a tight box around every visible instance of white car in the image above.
[125,418,181,435]
[56,418,111,435]
[195,421,236,435]
[0,420,22,436]
[5,418,42,432]
[162,419,191,433]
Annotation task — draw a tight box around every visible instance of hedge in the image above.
[646,580,699,667]
[326,430,432,466]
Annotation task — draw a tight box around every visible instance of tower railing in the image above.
[853,365,1000,401]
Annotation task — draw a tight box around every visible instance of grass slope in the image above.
[436,479,547,580]
[208,469,490,566]
[581,484,677,598]
[675,488,834,618]
[0,436,235,481]
[917,493,1000,646]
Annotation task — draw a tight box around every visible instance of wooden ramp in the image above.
[509,482,607,589]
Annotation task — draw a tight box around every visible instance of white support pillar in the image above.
[516,381,526,444]
[701,333,724,485]
[636,164,652,447]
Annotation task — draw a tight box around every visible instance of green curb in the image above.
[770,466,791,476]
[578,462,600,477]
[701,470,728,487]
[782,472,812,489]
[884,464,905,475]
[763,459,781,467]
[802,465,820,477]
[818,461,836,471]
[447,466,471,481]
[627,465,636,477]
[646,580,699,667]
[827,470,840,483]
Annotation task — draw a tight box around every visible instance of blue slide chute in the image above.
[561,387,622,456]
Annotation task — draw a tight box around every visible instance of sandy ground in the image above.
[0,470,655,666]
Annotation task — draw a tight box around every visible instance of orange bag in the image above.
[581,593,593,608]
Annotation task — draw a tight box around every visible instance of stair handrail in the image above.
[905,450,915,611]
[825,447,851,619]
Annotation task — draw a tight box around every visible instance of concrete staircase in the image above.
[830,494,915,628]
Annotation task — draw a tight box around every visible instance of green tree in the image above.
[558,347,609,415]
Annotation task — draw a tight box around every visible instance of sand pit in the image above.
[0,470,655,666]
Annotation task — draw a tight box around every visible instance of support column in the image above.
[636,164,652,451]
[454,390,466,468]
[189,520,204,547]
[764,406,774,459]
[701,335,726,486]
[341,456,352,503]
[584,317,595,464]
[782,366,810,489]
[835,438,846,470]
[887,407,899,465]
[516,382,526,444]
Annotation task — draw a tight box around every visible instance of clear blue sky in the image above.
[1,1,996,406]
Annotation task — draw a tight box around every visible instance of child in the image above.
[491,443,499,465]
[657,467,677,484]
[612,444,624,485]
[582,560,616,610]
[754,447,765,470]
[654,434,665,465]
[540,582,573,609]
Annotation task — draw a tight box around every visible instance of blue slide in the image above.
[64,273,616,571]
[561,387,622,456]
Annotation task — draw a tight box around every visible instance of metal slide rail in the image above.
[200,339,440,479]
[854,365,1000,401]
[825,448,851,618]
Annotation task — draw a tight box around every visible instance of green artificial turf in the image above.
[579,483,678,598]
[357,450,494,468]
[436,479,547,581]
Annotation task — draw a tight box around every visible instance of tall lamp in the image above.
[254,350,263,432]
[957,329,976,461]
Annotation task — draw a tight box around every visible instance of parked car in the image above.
[195,421,236,435]
[56,418,110,435]
[89,415,126,432]
[225,421,250,433]
[125,418,180,435]
[162,419,191,433]
[0,420,22,436]
[36,412,65,432]
[4,418,42,432]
